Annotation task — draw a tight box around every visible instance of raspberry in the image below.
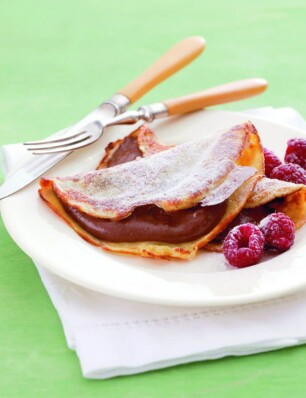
[270,163,306,184]
[263,147,282,177]
[223,223,265,268]
[259,212,295,252]
[285,138,306,170]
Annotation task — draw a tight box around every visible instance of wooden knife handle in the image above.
[163,78,268,115]
[118,36,206,104]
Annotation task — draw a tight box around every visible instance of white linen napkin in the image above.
[2,107,306,379]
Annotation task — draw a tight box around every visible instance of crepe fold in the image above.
[39,122,263,260]
[245,176,306,228]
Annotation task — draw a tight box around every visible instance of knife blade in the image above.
[0,108,114,199]
[0,153,69,199]
[0,36,205,200]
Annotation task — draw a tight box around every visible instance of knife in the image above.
[0,36,205,200]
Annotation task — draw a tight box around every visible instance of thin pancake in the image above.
[42,122,260,220]
[39,122,263,260]
[245,176,306,228]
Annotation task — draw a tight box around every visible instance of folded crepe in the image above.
[99,125,306,254]
[39,122,264,260]
[99,125,306,219]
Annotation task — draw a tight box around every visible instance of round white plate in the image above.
[1,110,306,307]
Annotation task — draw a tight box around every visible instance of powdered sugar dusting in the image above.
[51,122,258,219]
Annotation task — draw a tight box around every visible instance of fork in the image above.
[24,78,268,155]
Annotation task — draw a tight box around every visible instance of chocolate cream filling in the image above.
[106,135,142,167]
[61,201,227,244]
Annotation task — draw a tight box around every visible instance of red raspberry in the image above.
[263,147,282,177]
[270,163,306,184]
[285,138,306,170]
[259,212,295,252]
[223,223,265,268]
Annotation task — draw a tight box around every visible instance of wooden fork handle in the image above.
[163,78,268,115]
[118,36,206,104]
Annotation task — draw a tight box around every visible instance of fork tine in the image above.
[26,120,103,155]
[27,136,92,154]
[28,135,99,155]
[25,132,91,151]
[23,130,88,146]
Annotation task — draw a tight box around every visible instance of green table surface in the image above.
[1,0,306,396]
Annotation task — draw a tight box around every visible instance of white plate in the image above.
[1,110,306,307]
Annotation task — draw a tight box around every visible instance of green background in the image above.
[1,0,306,396]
